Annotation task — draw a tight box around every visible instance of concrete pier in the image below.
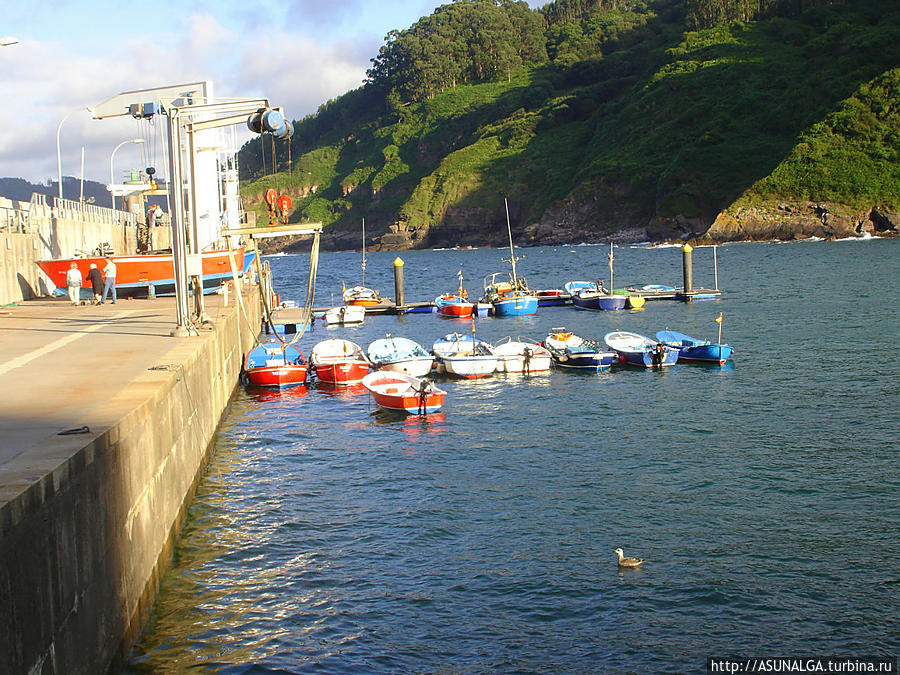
[0,288,261,673]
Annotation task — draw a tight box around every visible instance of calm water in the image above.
[127,239,899,673]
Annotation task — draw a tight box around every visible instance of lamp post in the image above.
[109,138,144,209]
[56,106,91,199]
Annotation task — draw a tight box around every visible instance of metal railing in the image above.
[52,195,139,227]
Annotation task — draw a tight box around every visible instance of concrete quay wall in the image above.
[0,290,262,674]
[0,194,170,305]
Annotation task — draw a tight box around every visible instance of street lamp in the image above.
[109,138,144,209]
[56,106,92,199]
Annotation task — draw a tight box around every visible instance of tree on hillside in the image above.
[684,0,845,30]
[367,0,547,101]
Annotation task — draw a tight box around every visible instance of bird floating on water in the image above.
[614,547,645,568]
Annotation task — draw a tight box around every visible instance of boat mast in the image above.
[505,197,518,288]
[361,217,366,287]
[608,243,615,291]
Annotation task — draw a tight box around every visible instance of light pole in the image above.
[56,106,91,199]
[109,138,144,209]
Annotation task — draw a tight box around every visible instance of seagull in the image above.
[614,547,645,568]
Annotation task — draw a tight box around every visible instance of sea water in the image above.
[126,238,899,673]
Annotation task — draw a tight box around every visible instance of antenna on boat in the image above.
[361,217,366,287]
[608,243,615,292]
[504,197,519,288]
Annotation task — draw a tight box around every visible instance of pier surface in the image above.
[0,291,260,674]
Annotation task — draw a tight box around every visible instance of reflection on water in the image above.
[128,240,900,673]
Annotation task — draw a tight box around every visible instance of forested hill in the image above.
[239,0,900,250]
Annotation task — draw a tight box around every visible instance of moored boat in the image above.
[367,335,435,377]
[543,329,616,371]
[311,338,370,384]
[342,285,382,307]
[361,371,446,415]
[242,341,308,388]
[324,304,365,325]
[481,198,538,317]
[655,329,734,365]
[492,337,552,373]
[435,293,475,317]
[604,330,678,368]
[567,281,627,311]
[432,332,498,379]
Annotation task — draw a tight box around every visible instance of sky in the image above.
[0,0,542,189]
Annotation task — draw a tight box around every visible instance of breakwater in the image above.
[0,194,171,305]
[0,288,262,674]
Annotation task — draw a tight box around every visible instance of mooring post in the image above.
[393,257,405,311]
[682,243,693,302]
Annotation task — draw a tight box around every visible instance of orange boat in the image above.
[36,248,253,297]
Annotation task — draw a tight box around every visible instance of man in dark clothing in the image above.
[87,263,104,305]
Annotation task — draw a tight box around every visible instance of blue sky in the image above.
[0,0,542,186]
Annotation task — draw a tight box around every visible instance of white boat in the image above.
[324,305,365,325]
[367,335,435,377]
[431,333,497,379]
[310,338,370,384]
[492,337,552,373]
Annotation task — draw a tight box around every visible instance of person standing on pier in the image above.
[87,264,104,305]
[65,262,82,305]
[102,257,117,304]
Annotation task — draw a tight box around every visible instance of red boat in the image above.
[242,342,309,388]
[434,293,475,317]
[36,248,252,297]
[311,338,370,385]
[361,371,446,415]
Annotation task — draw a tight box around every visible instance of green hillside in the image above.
[239,0,900,247]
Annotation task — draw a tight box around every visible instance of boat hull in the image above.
[438,355,498,379]
[36,248,251,297]
[492,293,538,316]
[243,342,308,388]
[493,340,552,373]
[313,361,370,384]
[572,292,627,311]
[677,344,734,364]
[362,372,446,414]
[324,305,365,325]
[375,358,435,378]
[655,330,733,365]
[311,338,370,384]
[435,294,475,317]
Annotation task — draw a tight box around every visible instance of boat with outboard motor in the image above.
[544,330,616,372]
[361,371,446,415]
[493,337,552,373]
[655,329,734,365]
[604,331,678,368]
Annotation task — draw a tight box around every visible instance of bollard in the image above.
[682,243,693,301]
[393,257,405,310]
[148,283,156,299]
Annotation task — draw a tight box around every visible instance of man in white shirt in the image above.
[101,257,117,304]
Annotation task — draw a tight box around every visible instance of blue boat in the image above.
[567,281,627,311]
[544,330,616,372]
[481,198,538,317]
[604,331,679,368]
[655,330,734,365]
